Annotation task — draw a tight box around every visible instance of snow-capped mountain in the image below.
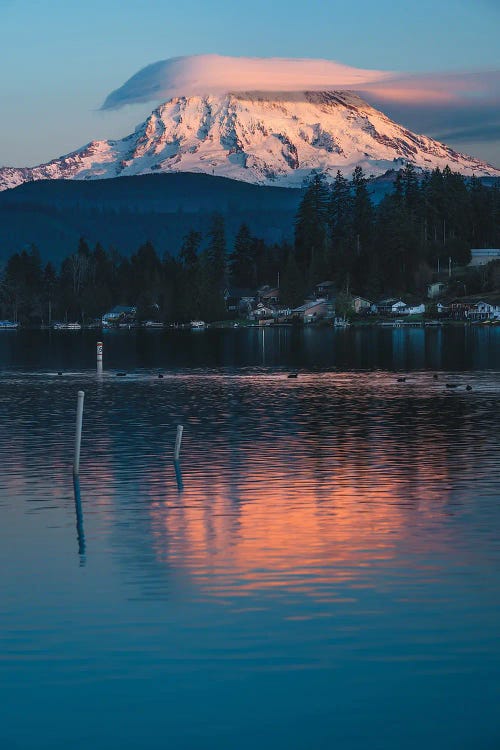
[1,91,498,191]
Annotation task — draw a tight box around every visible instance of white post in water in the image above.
[174,425,183,462]
[74,391,85,476]
[97,340,103,375]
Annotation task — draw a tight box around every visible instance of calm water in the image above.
[1,328,499,750]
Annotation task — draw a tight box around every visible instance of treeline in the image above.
[0,165,499,324]
[289,164,499,302]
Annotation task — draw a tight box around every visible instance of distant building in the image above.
[102,305,137,327]
[249,303,279,323]
[224,288,256,316]
[315,281,335,300]
[427,281,447,299]
[372,298,425,316]
[373,298,407,315]
[257,286,280,305]
[352,295,372,314]
[405,303,426,316]
[292,298,332,323]
[469,249,500,267]
[467,299,500,320]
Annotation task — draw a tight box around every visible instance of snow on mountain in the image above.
[1,90,498,191]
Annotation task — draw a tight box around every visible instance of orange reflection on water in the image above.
[147,435,454,601]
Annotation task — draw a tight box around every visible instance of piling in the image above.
[174,425,184,462]
[174,460,184,492]
[73,475,86,562]
[73,391,85,476]
[97,340,103,375]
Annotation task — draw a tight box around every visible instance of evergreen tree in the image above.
[177,231,202,321]
[281,252,305,307]
[230,224,257,288]
[328,170,353,283]
[351,166,373,254]
[294,174,329,270]
[179,230,202,271]
[207,213,227,288]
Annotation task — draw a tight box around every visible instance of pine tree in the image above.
[281,252,305,307]
[179,230,202,271]
[294,173,329,270]
[230,224,256,288]
[178,231,202,321]
[351,166,373,254]
[207,213,227,288]
[328,170,353,283]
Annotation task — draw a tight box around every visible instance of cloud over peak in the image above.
[101,54,393,110]
[100,54,500,159]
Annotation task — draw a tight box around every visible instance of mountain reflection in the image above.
[145,425,461,600]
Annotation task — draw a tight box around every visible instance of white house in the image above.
[405,303,426,316]
[468,301,500,320]
[427,281,447,299]
[469,249,500,267]
[251,303,277,321]
[373,298,407,315]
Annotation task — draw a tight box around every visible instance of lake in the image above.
[1,327,499,750]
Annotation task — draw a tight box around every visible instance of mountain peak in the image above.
[1,90,498,191]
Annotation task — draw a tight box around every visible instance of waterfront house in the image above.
[257,286,280,305]
[102,305,137,327]
[373,298,407,315]
[251,303,277,321]
[466,299,500,321]
[468,249,500,267]
[224,288,256,316]
[292,298,332,323]
[352,295,372,314]
[405,303,426,316]
[315,281,335,300]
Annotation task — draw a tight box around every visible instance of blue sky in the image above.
[1,0,499,166]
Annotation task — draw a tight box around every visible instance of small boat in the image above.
[191,320,206,331]
[0,320,19,329]
[333,317,350,328]
[144,320,164,329]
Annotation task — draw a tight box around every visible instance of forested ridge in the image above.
[1,165,499,324]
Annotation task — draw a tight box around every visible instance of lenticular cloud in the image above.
[100,54,500,150]
[101,54,393,110]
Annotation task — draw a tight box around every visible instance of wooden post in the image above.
[174,425,183,461]
[73,391,85,476]
[73,475,86,562]
[97,340,103,375]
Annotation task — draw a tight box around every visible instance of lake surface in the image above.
[1,328,499,750]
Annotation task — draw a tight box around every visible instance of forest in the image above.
[1,164,499,324]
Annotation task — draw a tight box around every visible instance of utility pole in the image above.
[448,256,452,279]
